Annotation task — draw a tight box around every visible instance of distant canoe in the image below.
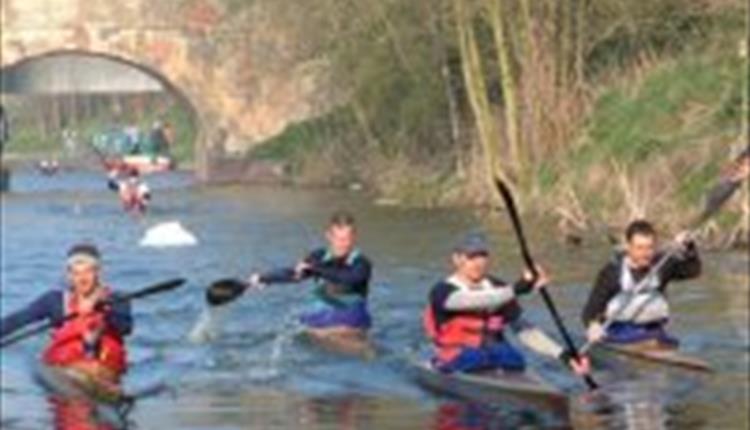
[120,154,175,174]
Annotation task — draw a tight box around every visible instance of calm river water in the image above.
[1,169,748,429]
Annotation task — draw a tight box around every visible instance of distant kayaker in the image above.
[582,219,701,346]
[0,244,133,388]
[423,232,591,375]
[247,211,373,341]
[108,168,151,215]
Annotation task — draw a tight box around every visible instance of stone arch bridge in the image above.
[1,0,336,180]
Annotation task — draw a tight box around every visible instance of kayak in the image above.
[590,339,713,373]
[410,359,569,421]
[33,363,130,406]
[34,363,133,428]
[299,327,376,360]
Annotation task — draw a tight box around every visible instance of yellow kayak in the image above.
[299,327,377,360]
[34,363,129,406]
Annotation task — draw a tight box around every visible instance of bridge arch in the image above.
[1,49,207,171]
[1,0,338,182]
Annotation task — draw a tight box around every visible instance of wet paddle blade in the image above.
[206,278,248,306]
[699,179,742,224]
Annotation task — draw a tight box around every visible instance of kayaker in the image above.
[0,244,133,387]
[423,232,591,375]
[108,168,151,215]
[581,219,701,346]
[247,211,373,339]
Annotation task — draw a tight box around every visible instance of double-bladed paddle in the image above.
[0,278,186,348]
[494,177,599,390]
[580,157,746,355]
[205,278,251,306]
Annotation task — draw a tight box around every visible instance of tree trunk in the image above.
[488,0,522,171]
[453,0,512,199]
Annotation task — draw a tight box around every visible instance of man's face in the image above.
[626,233,656,269]
[326,225,356,257]
[453,252,489,284]
[67,263,100,297]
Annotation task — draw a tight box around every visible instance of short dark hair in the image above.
[329,210,355,228]
[625,219,656,241]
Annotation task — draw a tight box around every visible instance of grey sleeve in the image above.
[443,288,516,311]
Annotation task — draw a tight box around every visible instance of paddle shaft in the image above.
[495,179,598,390]
[0,278,184,348]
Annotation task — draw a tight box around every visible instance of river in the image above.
[1,169,748,429]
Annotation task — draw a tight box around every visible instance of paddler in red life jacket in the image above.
[248,211,373,339]
[582,220,701,346]
[423,232,591,375]
[107,168,150,215]
[0,244,133,385]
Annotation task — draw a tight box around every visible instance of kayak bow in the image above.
[410,359,570,421]
[590,339,713,373]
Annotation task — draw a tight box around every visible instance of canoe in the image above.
[590,339,713,373]
[298,327,376,360]
[410,359,569,421]
[121,154,175,174]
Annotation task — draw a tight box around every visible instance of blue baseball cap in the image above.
[454,232,490,256]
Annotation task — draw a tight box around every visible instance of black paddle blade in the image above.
[206,278,248,306]
[700,179,741,224]
[493,177,537,275]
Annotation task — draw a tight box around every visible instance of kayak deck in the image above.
[299,327,376,360]
[34,364,129,406]
[591,339,713,373]
[410,360,569,421]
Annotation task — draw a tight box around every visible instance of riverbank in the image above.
[242,5,748,249]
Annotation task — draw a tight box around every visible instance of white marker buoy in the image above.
[139,221,198,247]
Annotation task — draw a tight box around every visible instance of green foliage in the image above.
[5,127,58,154]
[575,52,741,168]
[249,108,357,163]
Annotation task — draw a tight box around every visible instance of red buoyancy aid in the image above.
[423,304,505,363]
[43,288,127,375]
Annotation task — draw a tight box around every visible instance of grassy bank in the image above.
[248,2,747,246]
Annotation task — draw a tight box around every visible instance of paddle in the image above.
[494,178,599,390]
[0,278,186,348]
[579,158,746,355]
[205,278,251,306]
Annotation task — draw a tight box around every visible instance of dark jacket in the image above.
[259,248,372,298]
[1,289,133,339]
[581,244,701,326]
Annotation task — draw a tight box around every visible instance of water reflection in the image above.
[47,396,126,430]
